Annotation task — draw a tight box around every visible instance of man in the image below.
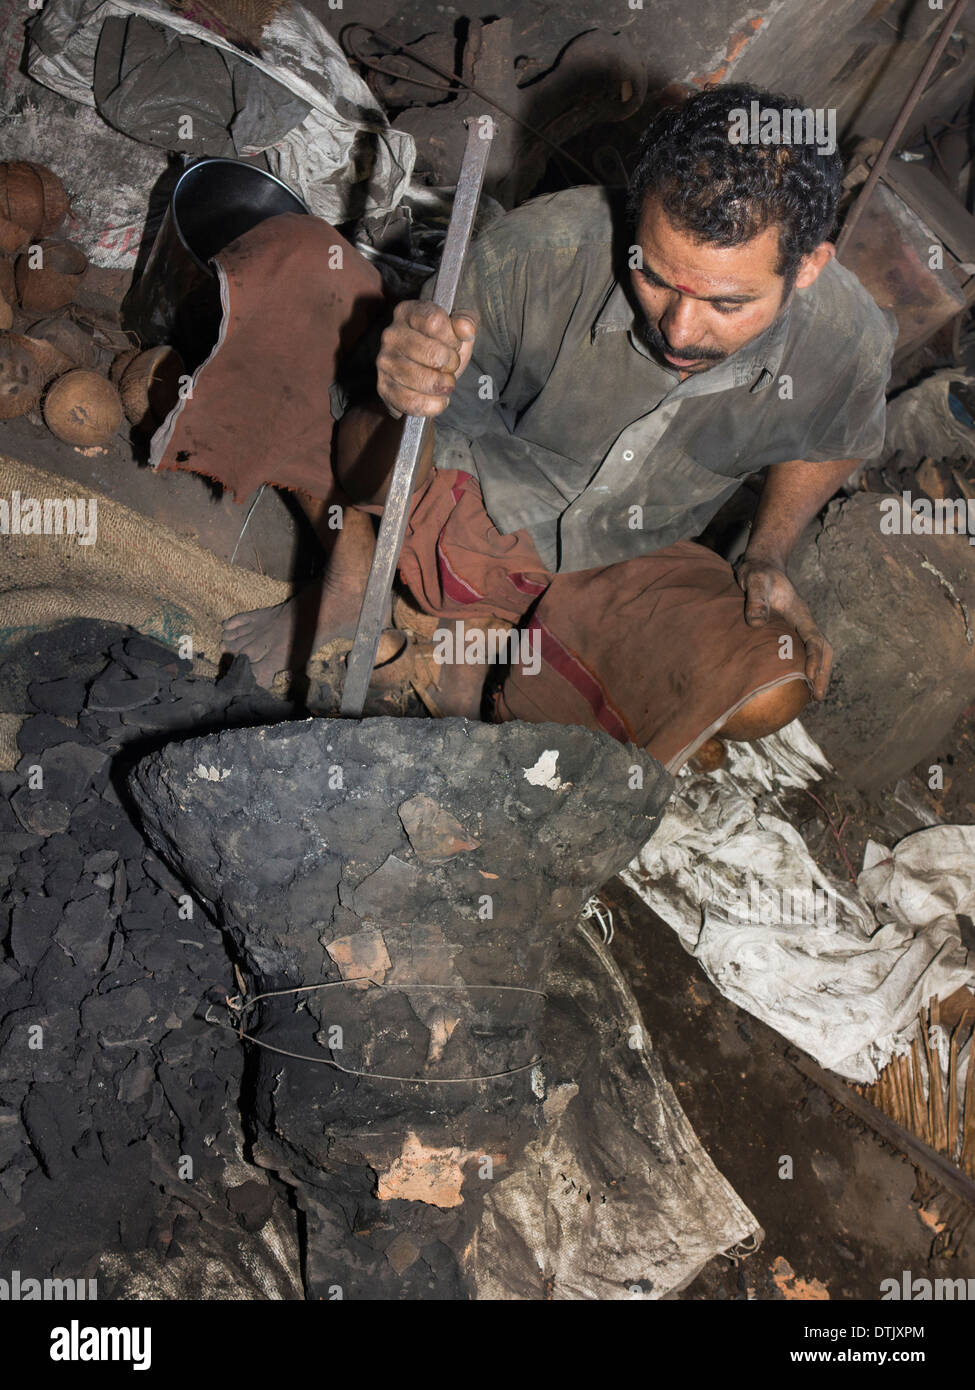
[226,82,895,771]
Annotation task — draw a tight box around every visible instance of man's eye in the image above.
[713,302,742,315]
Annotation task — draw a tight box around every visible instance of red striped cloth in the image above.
[399,468,809,769]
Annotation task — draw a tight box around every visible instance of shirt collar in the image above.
[591,278,790,396]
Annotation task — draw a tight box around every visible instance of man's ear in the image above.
[793,240,836,291]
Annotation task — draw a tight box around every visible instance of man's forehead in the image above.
[635,195,782,294]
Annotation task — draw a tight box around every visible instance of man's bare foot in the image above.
[431,658,490,717]
[224,505,387,687]
[223,578,373,688]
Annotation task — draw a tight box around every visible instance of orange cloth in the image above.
[400,469,810,770]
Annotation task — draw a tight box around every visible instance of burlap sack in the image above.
[0,452,293,766]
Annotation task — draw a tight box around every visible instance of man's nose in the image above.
[661,295,705,348]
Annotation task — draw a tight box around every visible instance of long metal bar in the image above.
[341,117,494,716]
[836,0,968,258]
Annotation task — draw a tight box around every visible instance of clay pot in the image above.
[119,345,184,432]
[15,240,87,313]
[43,368,123,445]
[0,161,68,239]
[0,334,44,418]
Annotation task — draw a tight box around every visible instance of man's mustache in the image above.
[638,317,727,364]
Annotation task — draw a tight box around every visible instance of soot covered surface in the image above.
[0,620,302,1296]
[128,716,672,1296]
[0,619,678,1300]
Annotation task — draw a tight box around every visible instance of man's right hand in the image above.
[376,301,477,420]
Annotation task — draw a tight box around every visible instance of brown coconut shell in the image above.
[0,217,30,256]
[27,315,101,370]
[0,257,15,306]
[109,347,140,385]
[17,333,74,385]
[83,316,133,356]
[0,334,44,419]
[119,345,185,432]
[0,162,68,239]
[16,239,87,314]
[31,165,70,238]
[2,163,45,238]
[43,368,123,446]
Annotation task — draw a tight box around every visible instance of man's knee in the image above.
[719,677,811,741]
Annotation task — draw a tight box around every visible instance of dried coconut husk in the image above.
[15,239,87,314]
[16,332,74,385]
[110,347,140,385]
[119,345,185,432]
[0,162,68,239]
[43,367,123,445]
[0,333,44,418]
[27,315,101,369]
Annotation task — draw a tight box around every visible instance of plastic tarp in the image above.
[91,15,311,158]
[26,0,415,222]
[622,722,974,1083]
[472,918,760,1299]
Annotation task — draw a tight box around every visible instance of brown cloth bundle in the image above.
[398,468,810,770]
[151,212,388,503]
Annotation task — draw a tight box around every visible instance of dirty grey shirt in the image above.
[420,184,896,573]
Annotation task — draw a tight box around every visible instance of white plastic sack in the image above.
[0,101,170,267]
[26,0,414,222]
[622,722,974,1083]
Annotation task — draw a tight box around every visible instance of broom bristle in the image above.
[864,994,975,1178]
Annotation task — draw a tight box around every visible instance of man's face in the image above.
[630,194,793,375]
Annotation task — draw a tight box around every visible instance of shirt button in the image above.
[622,449,635,461]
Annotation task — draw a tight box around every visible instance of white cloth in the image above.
[621,722,974,1082]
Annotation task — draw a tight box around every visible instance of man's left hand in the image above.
[734,557,833,701]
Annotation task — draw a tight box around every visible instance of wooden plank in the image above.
[881,159,975,266]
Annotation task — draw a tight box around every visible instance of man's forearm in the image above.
[334,393,436,507]
[745,458,856,567]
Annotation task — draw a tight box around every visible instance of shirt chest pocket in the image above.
[681,408,765,478]
[620,445,740,529]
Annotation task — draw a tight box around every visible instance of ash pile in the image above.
[0,618,302,1298]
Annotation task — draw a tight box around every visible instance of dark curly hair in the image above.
[627,83,843,288]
